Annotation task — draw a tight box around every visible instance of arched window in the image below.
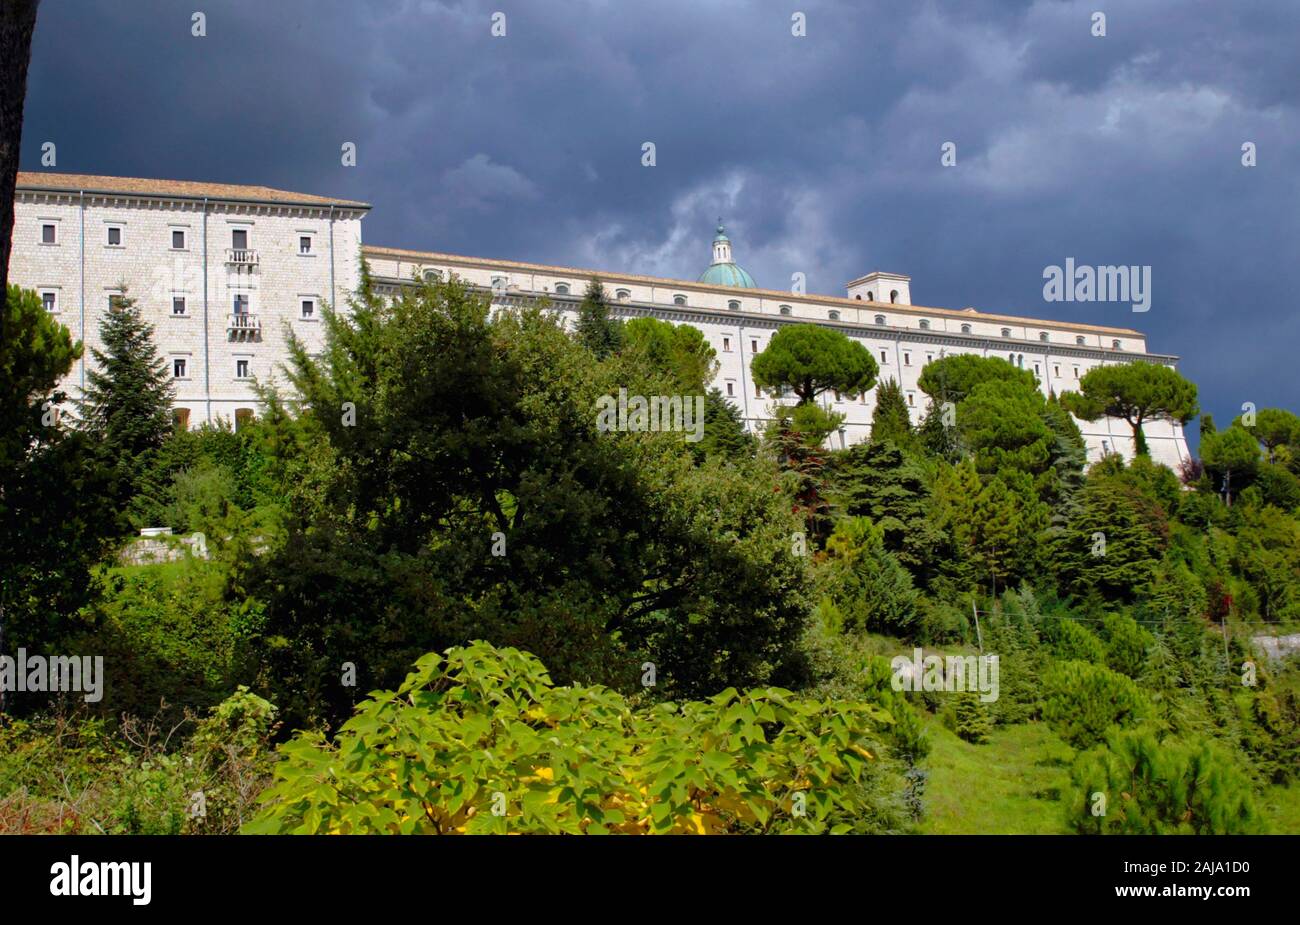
[919,319,930,330]
[1009,353,1016,364]
[1112,339,1122,350]
[423,268,441,282]
[874,314,886,325]
[673,294,687,306]
[779,305,792,316]
[960,323,972,334]
[554,282,570,295]
[855,294,862,300]
[1039,331,1049,342]
[615,289,631,301]
[1075,335,1086,345]
[889,290,899,303]
[866,291,874,302]
[728,299,741,311]
[828,310,840,321]
[1001,328,1011,338]
[1017,354,1025,368]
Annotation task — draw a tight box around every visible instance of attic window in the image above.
[1112,339,1122,350]
[829,310,840,321]
[874,314,886,325]
[728,299,741,311]
[960,323,972,334]
[918,319,930,330]
[554,282,570,295]
[779,305,792,316]
[1001,328,1011,338]
[1076,335,1086,345]
[1039,332,1049,342]
[889,290,899,303]
[615,289,631,301]
[673,294,687,306]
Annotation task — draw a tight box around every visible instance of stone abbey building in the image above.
[10,172,1191,468]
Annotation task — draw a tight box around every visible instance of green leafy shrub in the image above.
[1067,728,1263,834]
[953,692,993,744]
[1044,618,1107,665]
[247,641,906,834]
[1041,660,1148,749]
[820,517,919,636]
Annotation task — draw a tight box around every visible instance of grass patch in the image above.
[919,716,1074,834]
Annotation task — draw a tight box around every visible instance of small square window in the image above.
[107,226,122,246]
[172,297,187,316]
[235,359,250,379]
[41,291,56,312]
[41,223,56,244]
[172,229,186,249]
[173,358,188,379]
[300,299,315,319]
[299,236,312,255]
[233,294,249,314]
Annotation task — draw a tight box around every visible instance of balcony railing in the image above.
[226,248,259,266]
[227,313,261,340]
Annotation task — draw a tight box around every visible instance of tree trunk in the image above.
[0,0,41,338]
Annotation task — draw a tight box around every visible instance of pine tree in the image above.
[954,692,993,744]
[575,277,623,359]
[969,475,1024,597]
[871,378,912,445]
[696,387,755,463]
[78,288,174,507]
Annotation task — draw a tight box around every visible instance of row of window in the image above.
[37,221,318,255]
[171,407,256,431]
[40,290,320,320]
[169,356,254,381]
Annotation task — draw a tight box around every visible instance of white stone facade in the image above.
[9,173,367,429]
[9,172,1190,469]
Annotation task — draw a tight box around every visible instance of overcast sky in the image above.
[20,0,1300,446]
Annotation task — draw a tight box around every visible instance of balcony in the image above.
[227,313,261,341]
[226,248,259,266]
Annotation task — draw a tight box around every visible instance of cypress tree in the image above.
[871,378,912,446]
[575,277,623,359]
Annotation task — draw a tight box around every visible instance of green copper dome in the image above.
[698,220,756,289]
[698,262,757,288]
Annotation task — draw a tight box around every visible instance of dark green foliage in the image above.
[821,518,919,636]
[826,439,941,579]
[1053,466,1168,601]
[1044,618,1107,664]
[622,316,717,393]
[870,378,912,446]
[693,388,756,463]
[1068,728,1263,834]
[1101,611,1154,678]
[1200,424,1260,505]
[574,277,624,359]
[750,323,878,404]
[917,354,1036,404]
[0,286,115,664]
[78,289,174,511]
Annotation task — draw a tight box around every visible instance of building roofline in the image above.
[362,243,1147,337]
[15,171,371,211]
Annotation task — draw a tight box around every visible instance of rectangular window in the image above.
[172,229,186,249]
[754,382,762,398]
[1073,366,1080,379]
[231,228,248,250]
[41,223,56,244]
[300,299,315,319]
[41,291,57,312]
[926,353,934,365]
[1054,365,1060,377]
[722,336,732,352]
[172,296,186,316]
[299,235,312,254]
[879,350,887,364]
[726,381,735,397]
[1034,363,1041,377]
[235,359,250,379]
[173,358,187,379]
[106,225,123,246]
[907,392,915,406]
[233,294,249,315]
[750,338,758,353]
[903,352,911,366]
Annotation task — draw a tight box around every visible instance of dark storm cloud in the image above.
[20,0,1300,441]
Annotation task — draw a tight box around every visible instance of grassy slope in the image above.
[918,717,1075,835]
